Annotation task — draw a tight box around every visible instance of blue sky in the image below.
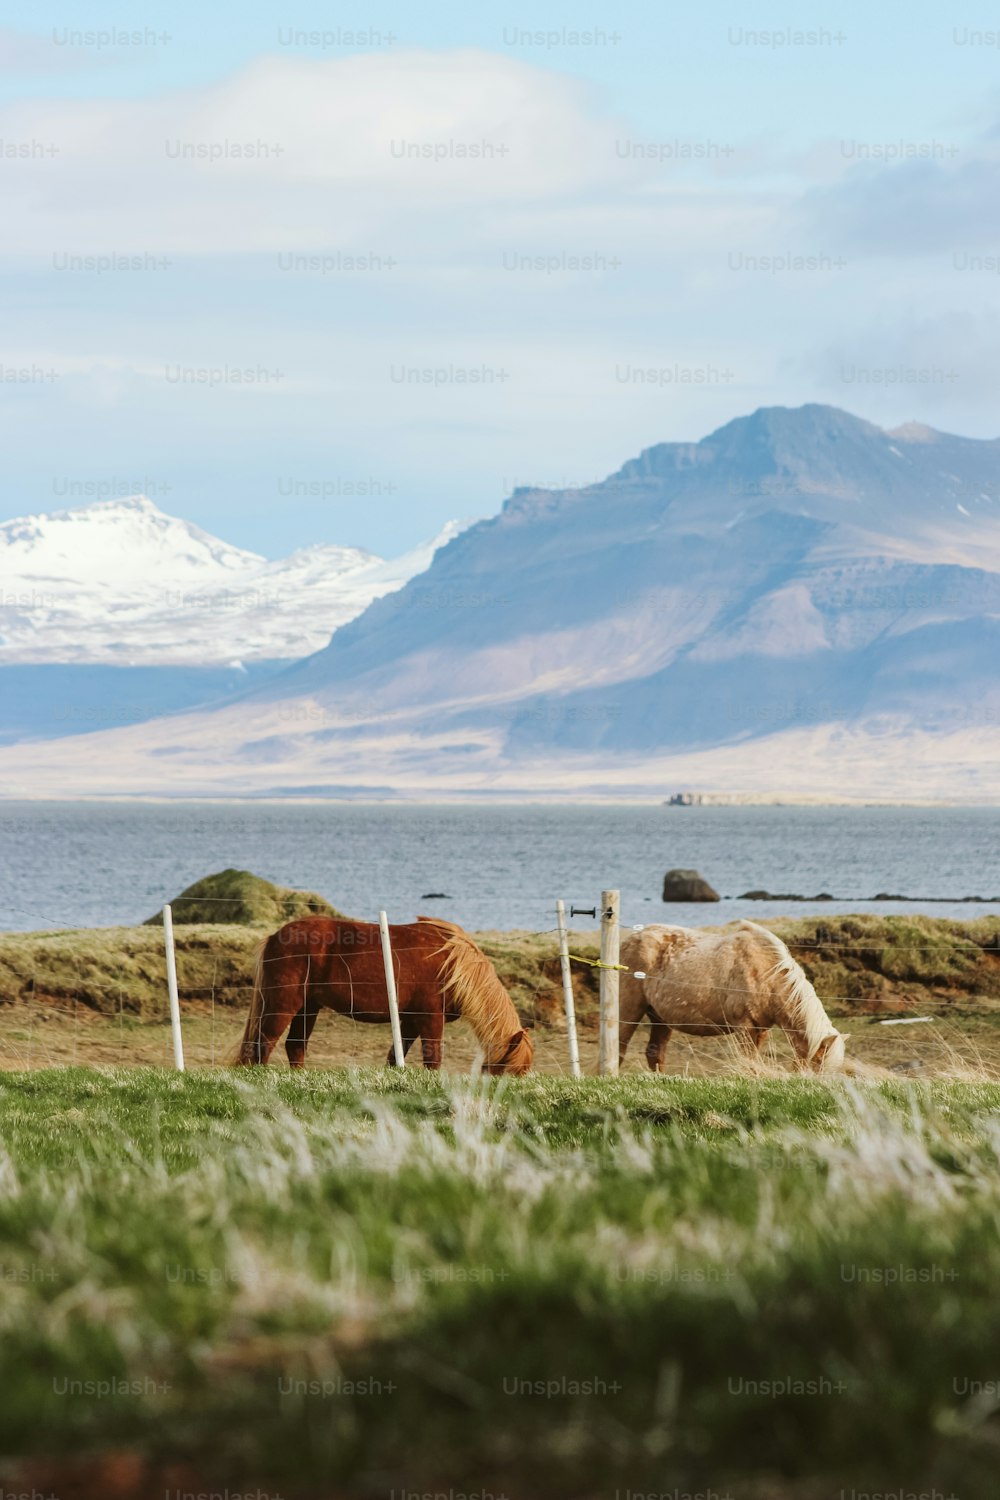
[3,0,1000,556]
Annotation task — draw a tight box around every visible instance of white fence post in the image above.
[556,899,582,1078]
[379,910,406,1068]
[162,904,185,1072]
[598,889,620,1076]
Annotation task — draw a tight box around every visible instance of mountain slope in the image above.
[263,404,1000,737]
[1,405,999,798]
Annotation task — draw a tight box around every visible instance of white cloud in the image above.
[0,50,633,254]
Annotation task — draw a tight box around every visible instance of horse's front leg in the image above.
[419,1012,444,1071]
[732,1026,769,1070]
[734,1026,768,1055]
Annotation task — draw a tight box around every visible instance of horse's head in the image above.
[808,1031,847,1072]
[482,1028,534,1075]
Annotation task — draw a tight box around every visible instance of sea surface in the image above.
[1,802,999,933]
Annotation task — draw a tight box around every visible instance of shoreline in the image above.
[0,792,993,808]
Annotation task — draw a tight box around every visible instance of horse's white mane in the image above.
[738,920,844,1066]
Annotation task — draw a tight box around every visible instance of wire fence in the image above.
[0,895,998,1077]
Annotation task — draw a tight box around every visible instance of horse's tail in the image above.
[432,925,532,1073]
[232,938,269,1065]
[739,920,845,1070]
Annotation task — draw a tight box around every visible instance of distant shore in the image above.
[0,792,990,808]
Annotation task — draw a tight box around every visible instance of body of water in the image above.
[1,801,998,933]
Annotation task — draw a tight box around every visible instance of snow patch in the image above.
[0,496,471,666]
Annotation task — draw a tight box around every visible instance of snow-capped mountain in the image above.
[0,494,261,591]
[2,404,1000,799]
[0,497,467,666]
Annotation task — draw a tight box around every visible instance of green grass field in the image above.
[1,1067,999,1498]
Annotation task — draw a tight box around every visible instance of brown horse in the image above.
[234,915,533,1073]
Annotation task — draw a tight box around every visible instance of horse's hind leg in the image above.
[618,1010,647,1069]
[250,988,300,1065]
[285,1003,319,1070]
[645,1018,672,1073]
[618,971,648,1069]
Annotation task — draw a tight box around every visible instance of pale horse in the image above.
[618,920,847,1072]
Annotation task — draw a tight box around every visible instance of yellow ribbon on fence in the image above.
[567,953,631,972]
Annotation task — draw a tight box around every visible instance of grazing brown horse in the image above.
[234,915,533,1073]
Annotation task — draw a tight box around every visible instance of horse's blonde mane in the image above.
[739,920,843,1065]
[424,922,525,1059]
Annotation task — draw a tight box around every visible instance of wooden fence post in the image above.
[556,900,582,1078]
[598,889,620,1076]
[379,911,406,1067]
[162,903,185,1072]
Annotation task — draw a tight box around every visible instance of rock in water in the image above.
[662,869,720,903]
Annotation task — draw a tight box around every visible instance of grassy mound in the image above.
[143,868,341,927]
